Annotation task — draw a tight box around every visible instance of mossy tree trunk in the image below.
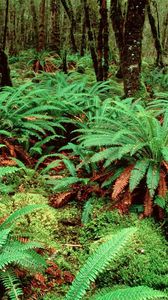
[110,0,125,78]
[38,0,46,51]
[147,1,163,67]
[122,0,146,97]
[50,0,61,53]
[60,0,77,53]
[30,0,38,49]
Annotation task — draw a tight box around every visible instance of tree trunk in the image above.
[80,14,86,56]
[162,11,168,52]
[60,0,77,52]
[122,0,146,97]
[110,0,125,78]
[3,0,9,50]
[84,0,98,79]
[38,0,46,51]
[147,1,163,67]
[50,0,61,53]
[97,0,109,81]
[30,0,38,49]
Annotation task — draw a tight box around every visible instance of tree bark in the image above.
[147,1,163,67]
[50,0,61,53]
[30,0,38,49]
[110,0,125,78]
[60,0,77,52]
[122,0,146,97]
[3,0,9,50]
[38,0,46,51]
[84,0,98,79]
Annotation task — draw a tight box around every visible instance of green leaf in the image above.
[146,164,160,197]
[90,286,167,300]
[154,196,166,209]
[129,160,150,192]
[65,227,137,300]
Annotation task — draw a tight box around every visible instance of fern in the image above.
[0,204,48,229]
[91,286,167,300]
[65,227,137,300]
[129,160,150,192]
[0,167,19,178]
[0,269,23,300]
[0,205,47,300]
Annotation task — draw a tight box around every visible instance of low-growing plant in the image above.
[0,204,47,300]
[77,99,168,216]
[65,227,167,300]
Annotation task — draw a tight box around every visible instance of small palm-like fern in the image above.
[0,204,47,300]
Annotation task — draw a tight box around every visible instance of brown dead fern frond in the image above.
[112,165,134,200]
[158,170,167,197]
[144,188,153,217]
[162,161,168,172]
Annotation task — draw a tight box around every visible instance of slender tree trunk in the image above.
[50,0,61,53]
[102,0,109,80]
[60,0,77,52]
[110,0,125,78]
[84,0,98,79]
[147,1,163,67]
[9,3,17,55]
[97,0,109,81]
[80,14,86,56]
[30,0,38,49]
[3,0,9,50]
[162,11,168,52]
[122,0,146,97]
[0,2,5,49]
[38,0,46,51]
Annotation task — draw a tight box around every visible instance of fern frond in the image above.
[65,227,137,300]
[0,204,48,230]
[146,164,160,197]
[0,228,11,248]
[158,170,167,197]
[0,167,19,178]
[0,269,23,300]
[129,160,150,192]
[91,286,167,300]
[112,165,134,200]
[144,189,153,217]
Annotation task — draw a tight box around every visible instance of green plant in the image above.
[78,99,168,216]
[65,227,167,300]
[0,204,47,300]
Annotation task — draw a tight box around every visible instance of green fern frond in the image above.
[0,269,23,300]
[0,228,11,248]
[161,147,168,161]
[81,198,93,225]
[91,286,167,300]
[146,164,160,197]
[129,160,150,192]
[0,204,48,230]
[65,227,137,300]
[0,167,19,178]
[47,177,88,192]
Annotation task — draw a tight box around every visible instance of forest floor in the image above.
[1,51,168,299]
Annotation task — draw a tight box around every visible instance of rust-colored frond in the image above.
[158,170,167,197]
[162,161,168,172]
[49,191,74,208]
[112,165,134,200]
[144,188,153,217]
[113,188,133,214]
[0,157,17,166]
